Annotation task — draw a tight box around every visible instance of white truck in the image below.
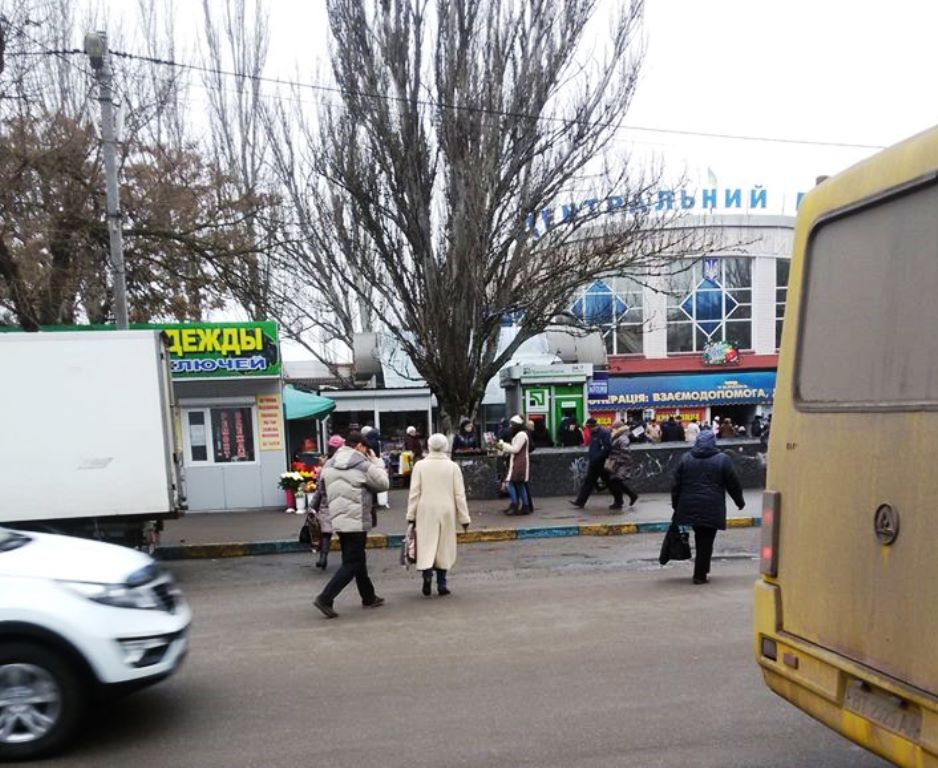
[0,330,185,547]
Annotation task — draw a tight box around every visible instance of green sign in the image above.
[160,321,281,380]
[525,387,550,414]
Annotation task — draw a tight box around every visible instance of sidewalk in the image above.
[157,488,762,560]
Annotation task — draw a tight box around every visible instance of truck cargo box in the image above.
[0,330,182,523]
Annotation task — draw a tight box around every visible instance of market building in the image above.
[166,321,289,512]
[562,214,794,432]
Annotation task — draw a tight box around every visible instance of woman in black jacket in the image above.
[671,430,745,584]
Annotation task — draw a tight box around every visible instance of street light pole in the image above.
[84,31,128,330]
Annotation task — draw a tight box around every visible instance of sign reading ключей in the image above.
[161,321,281,380]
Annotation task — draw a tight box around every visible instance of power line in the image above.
[21,46,889,151]
[106,48,887,151]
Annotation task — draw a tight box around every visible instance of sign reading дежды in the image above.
[161,321,281,380]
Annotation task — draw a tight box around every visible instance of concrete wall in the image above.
[175,378,286,512]
[454,440,766,500]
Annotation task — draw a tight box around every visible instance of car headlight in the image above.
[59,580,162,610]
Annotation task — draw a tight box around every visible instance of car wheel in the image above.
[0,643,84,761]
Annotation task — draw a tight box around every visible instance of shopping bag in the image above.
[400,524,417,570]
[302,513,321,549]
[659,523,692,565]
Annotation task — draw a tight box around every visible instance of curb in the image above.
[156,516,760,561]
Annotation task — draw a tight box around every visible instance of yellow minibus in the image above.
[755,125,938,767]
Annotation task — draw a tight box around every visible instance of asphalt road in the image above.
[28,531,888,768]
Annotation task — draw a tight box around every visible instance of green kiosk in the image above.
[499,363,593,444]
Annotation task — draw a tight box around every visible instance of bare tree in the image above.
[0,0,270,329]
[262,94,384,384]
[196,0,365,384]
[200,0,275,317]
[278,0,700,429]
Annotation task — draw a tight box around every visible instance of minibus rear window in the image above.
[797,181,938,409]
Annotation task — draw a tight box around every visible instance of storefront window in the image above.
[211,407,255,463]
[568,277,644,354]
[184,406,256,464]
[666,257,753,352]
[378,411,430,445]
[328,411,377,436]
[187,411,208,462]
[776,258,791,349]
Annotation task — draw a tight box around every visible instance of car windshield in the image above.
[0,528,31,552]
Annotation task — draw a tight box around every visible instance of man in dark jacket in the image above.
[671,430,745,584]
[570,417,612,508]
[671,429,746,584]
[660,416,683,442]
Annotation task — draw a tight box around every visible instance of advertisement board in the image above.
[589,371,776,410]
[160,321,281,380]
[256,394,284,451]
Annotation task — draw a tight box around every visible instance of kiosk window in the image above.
[187,411,208,462]
[184,406,256,464]
[211,407,255,463]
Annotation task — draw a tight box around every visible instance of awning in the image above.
[589,371,776,409]
[283,385,336,420]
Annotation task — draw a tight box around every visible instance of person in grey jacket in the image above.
[313,431,390,618]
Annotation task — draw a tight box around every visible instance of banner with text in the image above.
[589,371,776,410]
[161,321,281,380]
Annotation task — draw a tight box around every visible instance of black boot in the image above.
[316,535,330,569]
[422,571,433,596]
[437,570,450,596]
[504,503,520,516]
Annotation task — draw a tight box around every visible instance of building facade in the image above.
[580,214,794,431]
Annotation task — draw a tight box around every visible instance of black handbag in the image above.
[659,523,692,565]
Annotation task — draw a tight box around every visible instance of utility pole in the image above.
[84,31,128,329]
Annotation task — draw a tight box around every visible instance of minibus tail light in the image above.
[760,490,781,577]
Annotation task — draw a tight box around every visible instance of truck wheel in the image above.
[0,643,84,761]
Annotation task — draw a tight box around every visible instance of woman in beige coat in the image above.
[406,433,471,596]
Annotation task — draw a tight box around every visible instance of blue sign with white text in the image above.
[589,371,776,409]
[588,372,609,397]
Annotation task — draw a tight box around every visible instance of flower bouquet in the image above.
[278,471,305,513]
[278,472,305,492]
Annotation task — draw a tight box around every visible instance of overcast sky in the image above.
[79,0,938,355]
[88,0,938,212]
[253,0,938,213]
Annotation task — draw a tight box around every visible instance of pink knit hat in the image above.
[327,435,346,449]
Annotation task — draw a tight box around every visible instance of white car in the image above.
[0,527,191,761]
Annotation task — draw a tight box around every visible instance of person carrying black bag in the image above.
[670,430,745,584]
